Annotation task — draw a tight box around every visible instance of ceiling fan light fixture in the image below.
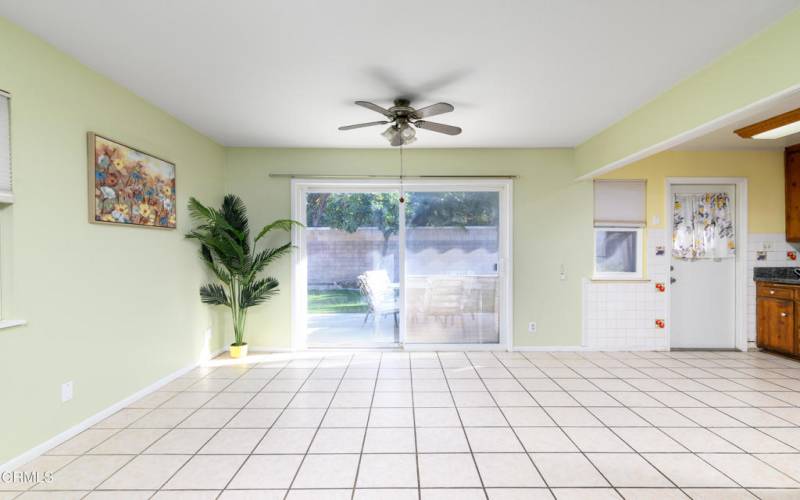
[399,123,416,142]
[381,125,399,143]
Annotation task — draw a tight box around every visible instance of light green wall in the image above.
[0,17,226,464]
[576,8,800,177]
[223,148,592,349]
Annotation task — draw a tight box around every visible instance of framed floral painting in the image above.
[88,133,176,229]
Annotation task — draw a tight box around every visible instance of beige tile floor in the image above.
[6,350,800,499]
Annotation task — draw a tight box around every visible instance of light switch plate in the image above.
[61,381,73,402]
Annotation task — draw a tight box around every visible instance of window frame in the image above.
[0,89,11,204]
[592,226,644,280]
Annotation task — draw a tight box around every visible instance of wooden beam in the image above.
[735,107,800,139]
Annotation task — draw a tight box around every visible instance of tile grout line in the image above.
[79,365,257,499]
[153,359,283,498]
[438,352,489,499]
[13,349,800,497]
[512,350,720,495]
[349,351,381,500]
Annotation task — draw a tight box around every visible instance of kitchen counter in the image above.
[754,267,800,285]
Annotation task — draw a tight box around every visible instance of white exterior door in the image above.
[670,184,736,349]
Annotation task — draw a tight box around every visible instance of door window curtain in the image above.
[672,192,735,260]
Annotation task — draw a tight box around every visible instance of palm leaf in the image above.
[187,197,244,240]
[199,283,230,306]
[221,195,250,237]
[239,277,280,308]
[247,243,292,279]
[255,219,304,243]
[187,197,216,224]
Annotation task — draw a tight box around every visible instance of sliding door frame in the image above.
[290,178,513,351]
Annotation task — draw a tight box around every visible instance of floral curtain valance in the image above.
[672,192,735,260]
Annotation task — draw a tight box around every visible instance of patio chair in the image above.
[423,277,465,327]
[357,271,399,331]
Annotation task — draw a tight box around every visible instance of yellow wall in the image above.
[0,17,226,464]
[601,150,785,233]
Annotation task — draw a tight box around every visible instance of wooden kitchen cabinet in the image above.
[756,281,800,356]
[756,294,794,355]
[785,144,800,242]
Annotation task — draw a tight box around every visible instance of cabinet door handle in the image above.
[781,312,788,317]
[770,290,776,294]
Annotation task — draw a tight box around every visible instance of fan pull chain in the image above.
[399,145,405,204]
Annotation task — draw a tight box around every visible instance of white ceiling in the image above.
[678,90,800,150]
[1,0,798,148]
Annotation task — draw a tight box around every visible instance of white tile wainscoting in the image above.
[584,231,799,350]
[583,229,669,350]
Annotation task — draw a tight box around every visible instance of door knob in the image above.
[781,312,788,317]
[670,277,676,284]
[770,290,776,295]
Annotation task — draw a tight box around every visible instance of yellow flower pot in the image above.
[229,343,248,358]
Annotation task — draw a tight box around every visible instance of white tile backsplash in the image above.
[583,230,796,350]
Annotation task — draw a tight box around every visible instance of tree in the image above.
[305,191,498,255]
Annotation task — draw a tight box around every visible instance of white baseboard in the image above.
[403,343,509,352]
[513,345,669,352]
[247,346,294,352]
[0,347,226,473]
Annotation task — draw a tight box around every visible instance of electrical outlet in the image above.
[651,215,660,225]
[61,381,73,402]
[528,322,537,334]
[763,242,773,250]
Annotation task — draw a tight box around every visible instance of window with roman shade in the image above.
[593,179,646,227]
[0,90,11,204]
[593,180,646,279]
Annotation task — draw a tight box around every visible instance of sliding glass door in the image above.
[404,191,501,344]
[304,191,400,347]
[293,179,511,349]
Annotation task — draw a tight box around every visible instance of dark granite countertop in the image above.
[754,267,800,284]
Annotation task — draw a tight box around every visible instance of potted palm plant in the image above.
[186,194,301,358]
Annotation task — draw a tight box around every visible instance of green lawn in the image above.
[308,289,368,314]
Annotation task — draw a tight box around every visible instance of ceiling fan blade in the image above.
[412,102,454,119]
[355,101,394,118]
[413,120,462,136]
[338,120,390,131]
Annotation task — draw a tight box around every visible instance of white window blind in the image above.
[593,180,645,226]
[0,91,11,203]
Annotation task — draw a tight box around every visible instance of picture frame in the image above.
[88,132,176,229]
